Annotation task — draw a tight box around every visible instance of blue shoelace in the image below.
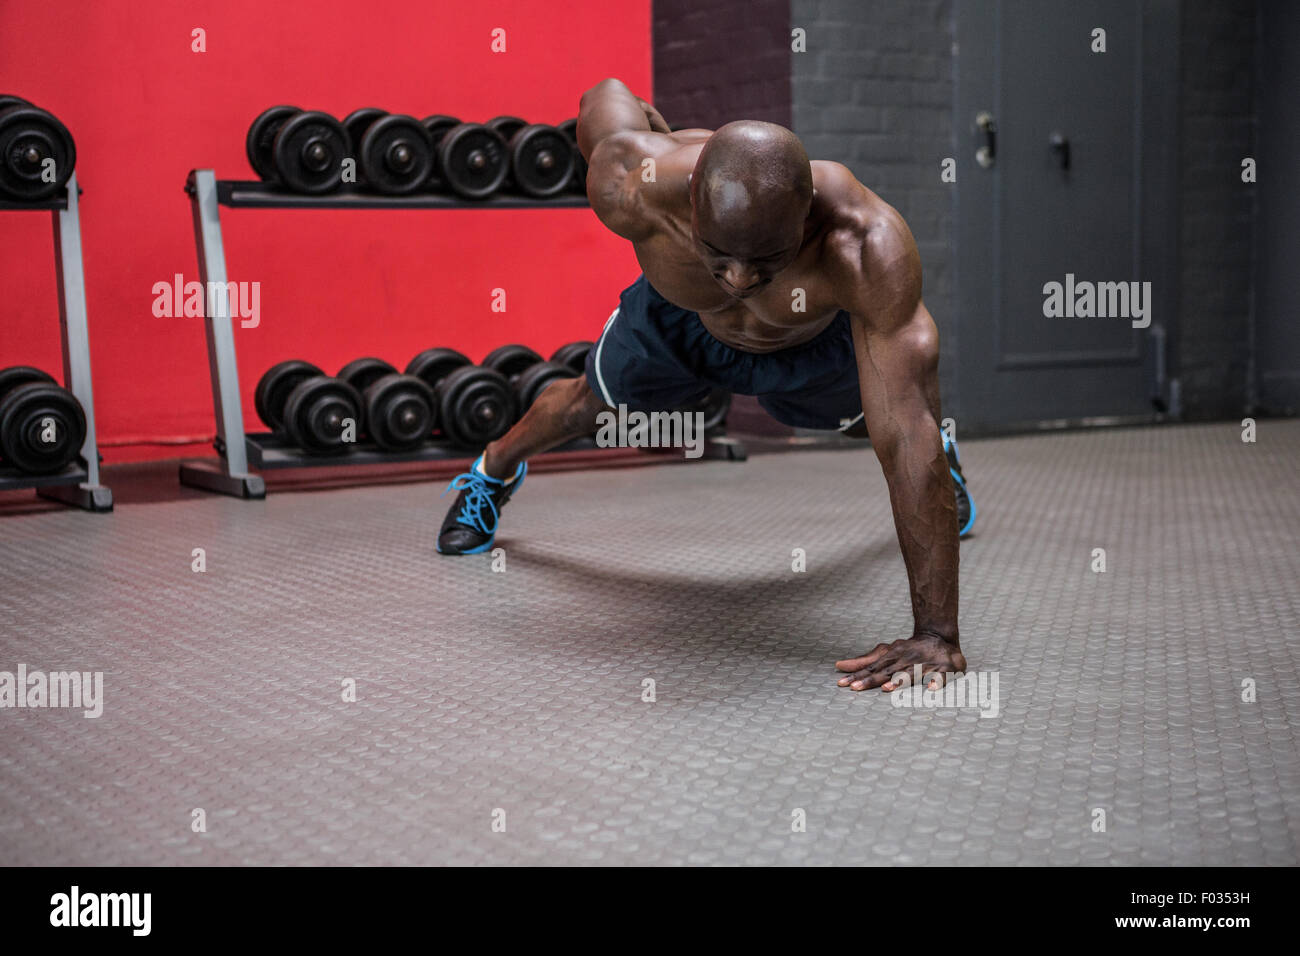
[442,472,501,536]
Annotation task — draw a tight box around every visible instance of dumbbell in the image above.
[480,343,543,381]
[253,360,361,455]
[406,347,472,393]
[406,347,513,448]
[484,115,576,199]
[336,356,395,440]
[337,357,435,452]
[482,344,580,417]
[0,97,76,201]
[550,340,592,375]
[434,122,509,199]
[246,106,350,194]
[0,366,86,474]
[340,108,435,195]
[420,115,461,191]
[555,118,586,194]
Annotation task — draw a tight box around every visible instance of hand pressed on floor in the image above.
[836,634,966,692]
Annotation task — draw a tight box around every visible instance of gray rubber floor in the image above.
[2,421,1298,866]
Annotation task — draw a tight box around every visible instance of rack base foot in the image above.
[179,460,266,499]
[35,482,114,512]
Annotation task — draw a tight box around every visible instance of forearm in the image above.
[874,419,960,645]
[577,78,670,156]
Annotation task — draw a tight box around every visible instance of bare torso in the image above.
[589,129,918,353]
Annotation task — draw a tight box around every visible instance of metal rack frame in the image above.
[0,173,113,511]
[178,170,744,499]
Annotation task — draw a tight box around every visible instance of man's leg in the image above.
[481,376,611,478]
[438,376,611,555]
[440,274,725,554]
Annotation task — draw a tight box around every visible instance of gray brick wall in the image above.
[1176,0,1258,419]
[649,0,1264,429]
[790,0,958,407]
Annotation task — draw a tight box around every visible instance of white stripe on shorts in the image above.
[592,306,620,406]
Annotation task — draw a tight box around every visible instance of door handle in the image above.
[1049,132,1070,171]
[975,112,996,168]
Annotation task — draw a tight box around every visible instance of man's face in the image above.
[692,215,803,300]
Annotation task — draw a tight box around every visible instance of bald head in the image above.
[690,121,813,297]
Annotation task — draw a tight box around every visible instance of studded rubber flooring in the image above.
[1,420,1297,866]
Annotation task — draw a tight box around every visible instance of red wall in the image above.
[0,0,649,461]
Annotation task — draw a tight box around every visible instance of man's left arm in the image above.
[835,229,966,691]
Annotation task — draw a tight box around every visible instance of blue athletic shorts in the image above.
[584,275,864,430]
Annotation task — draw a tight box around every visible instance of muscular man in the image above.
[438,78,977,692]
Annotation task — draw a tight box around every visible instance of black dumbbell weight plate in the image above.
[337,357,397,395]
[246,105,300,180]
[556,117,587,193]
[421,115,462,189]
[513,361,576,416]
[359,114,434,195]
[508,124,575,198]
[485,115,528,142]
[548,341,592,375]
[422,115,462,136]
[364,373,436,451]
[273,110,348,194]
[0,95,31,112]
[0,365,57,400]
[342,108,387,156]
[438,365,514,448]
[438,124,508,199]
[405,347,471,391]
[0,105,76,200]
[254,359,323,433]
[0,382,86,474]
[481,344,543,381]
[282,376,362,455]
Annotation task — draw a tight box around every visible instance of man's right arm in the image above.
[576,79,671,240]
[576,78,670,159]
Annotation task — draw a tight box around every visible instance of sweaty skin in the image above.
[482,78,965,692]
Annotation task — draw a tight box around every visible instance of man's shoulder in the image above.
[811,163,921,314]
[587,131,704,239]
[813,162,911,254]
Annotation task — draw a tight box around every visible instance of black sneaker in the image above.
[436,454,527,555]
[944,434,976,538]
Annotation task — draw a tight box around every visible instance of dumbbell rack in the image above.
[0,173,113,511]
[179,170,745,499]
